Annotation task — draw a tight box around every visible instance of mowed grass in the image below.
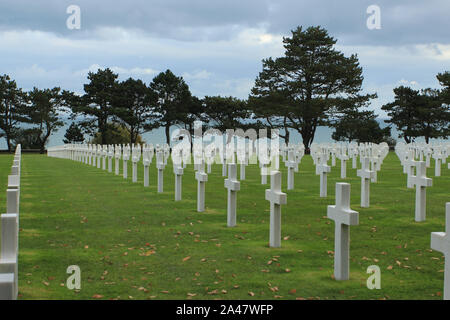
[4,151,450,300]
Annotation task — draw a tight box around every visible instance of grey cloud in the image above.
[0,0,448,45]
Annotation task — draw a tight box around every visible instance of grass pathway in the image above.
[10,152,450,299]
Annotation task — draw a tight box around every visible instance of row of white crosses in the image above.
[309,144,377,281]
[283,144,304,190]
[48,141,449,297]
[310,142,389,206]
[431,203,450,300]
[395,142,450,298]
[0,145,21,300]
[50,143,167,185]
[396,142,449,178]
[263,157,361,280]
[395,142,450,221]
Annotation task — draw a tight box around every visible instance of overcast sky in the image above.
[0,0,449,118]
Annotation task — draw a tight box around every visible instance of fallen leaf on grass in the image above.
[182,256,191,262]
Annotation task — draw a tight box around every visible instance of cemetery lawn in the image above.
[5,152,450,300]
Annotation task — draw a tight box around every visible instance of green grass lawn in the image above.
[5,152,450,300]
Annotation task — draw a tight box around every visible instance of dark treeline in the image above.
[1,26,448,153]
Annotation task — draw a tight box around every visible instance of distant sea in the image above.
[0,118,444,149]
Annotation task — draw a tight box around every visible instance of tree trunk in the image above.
[130,127,135,145]
[285,128,290,145]
[6,135,11,153]
[301,132,312,154]
[165,123,171,145]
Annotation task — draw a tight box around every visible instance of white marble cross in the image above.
[317,158,331,197]
[131,145,141,183]
[122,145,130,179]
[205,154,213,174]
[96,145,102,169]
[409,161,432,222]
[426,149,432,168]
[286,150,297,190]
[357,157,374,208]
[405,152,416,189]
[222,151,227,177]
[114,145,121,175]
[107,145,113,173]
[102,145,107,170]
[261,160,270,185]
[91,145,96,167]
[224,163,240,227]
[195,162,208,212]
[294,148,304,172]
[431,203,450,300]
[239,154,247,181]
[174,166,183,201]
[193,151,203,171]
[351,151,358,169]
[340,153,349,179]
[0,274,14,300]
[86,145,91,166]
[7,174,20,215]
[370,156,379,183]
[265,171,287,248]
[434,151,443,177]
[6,189,19,216]
[156,151,165,193]
[142,145,151,187]
[259,147,271,185]
[327,183,359,280]
[331,150,336,167]
[0,213,18,299]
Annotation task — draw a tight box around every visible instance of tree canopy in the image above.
[149,69,192,144]
[0,27,448,150]
[250,26,376,153]
[382,83,449,143]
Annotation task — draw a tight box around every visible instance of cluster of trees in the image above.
[381,73,450,143]
[1,26,448,153]
[0,75,69,152]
